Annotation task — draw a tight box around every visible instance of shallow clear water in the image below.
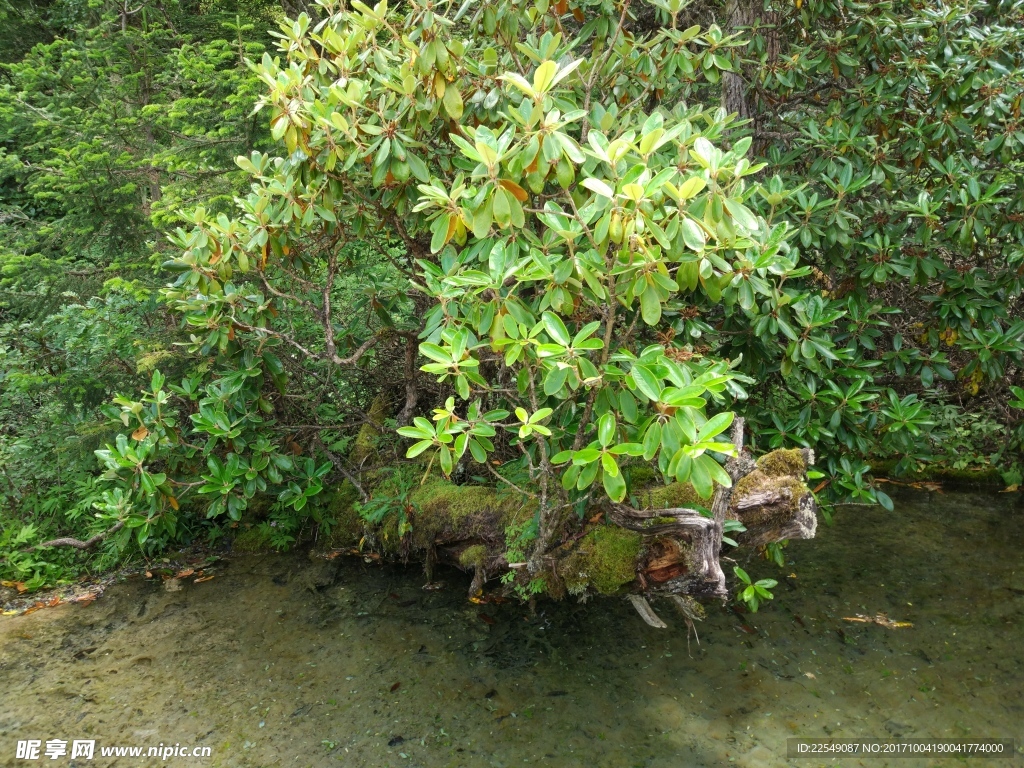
[1,490,1022,767]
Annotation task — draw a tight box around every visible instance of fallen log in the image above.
[318,419,818,621]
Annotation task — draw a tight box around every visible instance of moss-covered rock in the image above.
[558,526,642,596]
[756,448,806,477]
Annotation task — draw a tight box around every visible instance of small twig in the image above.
[484,462,537,499]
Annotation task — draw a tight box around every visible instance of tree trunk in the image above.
[723,0,753,121]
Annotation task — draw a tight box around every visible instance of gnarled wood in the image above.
[325,425,818,612]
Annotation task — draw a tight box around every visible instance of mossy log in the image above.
[325,419,817,620]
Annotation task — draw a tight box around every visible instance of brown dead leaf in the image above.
[498,179,528,202]
[193,575,215,584]
[175,568,195,579]
[132,426,149,441]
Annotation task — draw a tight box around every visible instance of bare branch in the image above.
[34,521,125,551]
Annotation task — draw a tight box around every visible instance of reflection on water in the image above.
[1,491,1022,767]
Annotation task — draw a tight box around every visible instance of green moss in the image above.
[626,464,657,488]
[322,481,364,548]
[731,470,805,525]
[756,448,806,477]
[350,394,388,465]
[558,526,642,596]
[232,526,275,554]
[406,480,534,549]
[868,460,1004,486]
[639,481,703,509]
[459,544,488,568]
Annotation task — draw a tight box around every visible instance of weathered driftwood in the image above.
[321,420,818,624]
[628,594,668,628]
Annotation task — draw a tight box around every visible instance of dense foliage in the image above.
[2,0,1022,589]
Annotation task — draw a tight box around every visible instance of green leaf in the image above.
[598,412,616,447]
[640,285,662,325]
[642,420,662,460]
[529,407,553,423]
[582,177,615,198]
[541,311,571,345]
[443,84,464,119]
[631,365,662,401]
[681,218,706,251]
[572,448,601,464]
[543,365,569,395]
[689,456,713,498]
[492,187,512,228]
[698,411,734,441]
[407,439,434,458]
[602,465,627,502]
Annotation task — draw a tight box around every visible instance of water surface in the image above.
[1,490,1022,767]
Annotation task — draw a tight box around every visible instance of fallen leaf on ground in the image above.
[804,672,816,679]
[176,568,195,579]
[194,575,215,584]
